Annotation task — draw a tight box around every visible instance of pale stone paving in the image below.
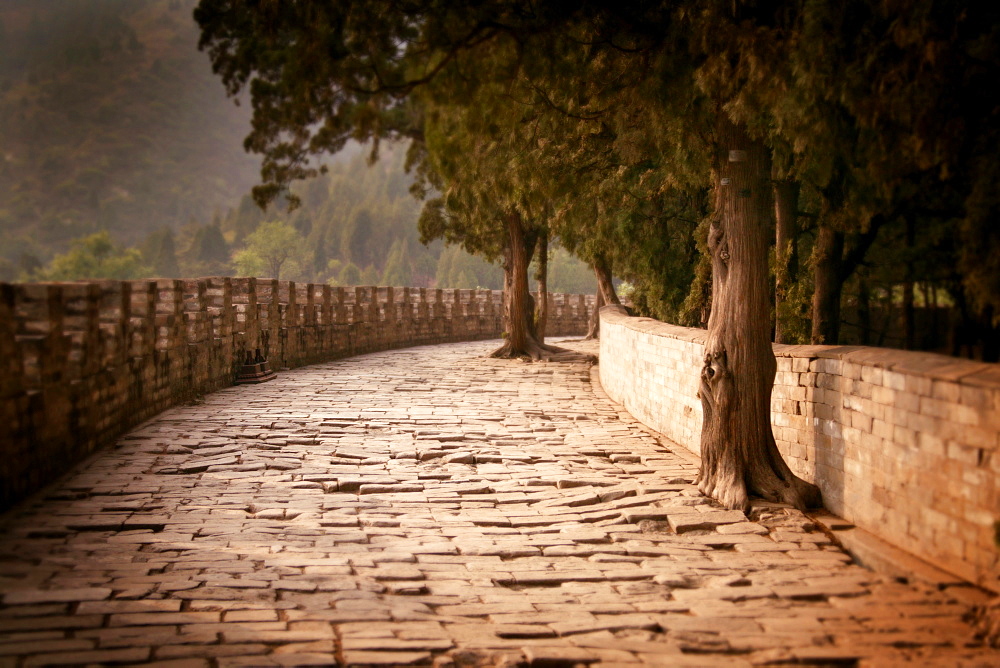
[0,339,995,667]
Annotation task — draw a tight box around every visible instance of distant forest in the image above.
[0,0,596,293]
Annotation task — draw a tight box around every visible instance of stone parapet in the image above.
[0,280,594,510]
[599,304,1000,593]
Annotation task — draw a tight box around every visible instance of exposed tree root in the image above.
[489,339,595,363]
[697,349,821,513]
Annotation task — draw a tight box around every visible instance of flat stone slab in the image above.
[0,339,995,666]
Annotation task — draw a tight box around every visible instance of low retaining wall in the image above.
[599,304,1000,592]
[0,279,594,510]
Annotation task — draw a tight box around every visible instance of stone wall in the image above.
[0,279,595,510]
[599,305,1000,593]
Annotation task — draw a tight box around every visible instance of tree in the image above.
[196,0,1000,508]
[193,0,812,506]
[337,262,362,286]
[696,116,819,510]
[413,72,590,360]
[547,248,596,295]
[184,220,231,276]
[33,230,148,280]
[381,239,412,286]
[341,208,374,269]
[142,226,181,278]
[434,245,502,289]
[233,220,307,280]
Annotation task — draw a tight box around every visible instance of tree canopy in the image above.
[33,230,148,281]
[232,219,308,280]
[195,0,1000,347]
[196,0,1000,509]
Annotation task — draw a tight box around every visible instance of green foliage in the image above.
[435,246,502,290]
[190,0,1000,357]
[233,220,307,280]
[335,262,362,287]
[360,265,380,286]
[141,226,180,277]
[32,230,148,280]
[178,220,231,277]
[341,208,375,269]
[381,239,412,287]
[546,249,596,295]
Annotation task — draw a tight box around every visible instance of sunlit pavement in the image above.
[0,339,996,667]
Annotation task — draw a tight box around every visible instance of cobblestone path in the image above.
[1,340,996,667]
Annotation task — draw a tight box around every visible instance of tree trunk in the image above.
[773,180,799,344]
[811,213,886,345]
[857,269,871,346]
[594,254,621,306]
[697,116,820,513]
[585,284,604,340]
[491,211,591,362]
[903,217,916,350]
[535,232,548,341]
[811,225,844,344]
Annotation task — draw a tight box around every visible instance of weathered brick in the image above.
[600,307,1000,591]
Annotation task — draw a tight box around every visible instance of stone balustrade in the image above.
[599,304,1000,593]
[0,279,595,510]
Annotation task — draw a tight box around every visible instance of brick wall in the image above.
[0,279,595,510]
[599,305,1000,593]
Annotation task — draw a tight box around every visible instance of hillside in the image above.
[0,0,596,294]
[0,0,259,276]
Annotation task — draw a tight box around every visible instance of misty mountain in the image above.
[0,0,595,294]
[0,0,259,270]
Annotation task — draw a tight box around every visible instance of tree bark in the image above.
[811,215,886,345]
[811,225,844,344]
[535,232,548,341]
[697,116,820,513]
[857,269,871,346]
[773,180,799,344]
[491,211,591,362]
[903,217,916,350]
[593,254,621,306]
[585,283,604,340]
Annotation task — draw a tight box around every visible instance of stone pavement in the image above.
[0,339,996,667]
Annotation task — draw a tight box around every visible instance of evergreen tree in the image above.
[184,220,231,276]
[142,226,181,278]
[381,239,412,286]
[341,208,374,269]
[195,0,1000,509]
[337,262,362,286]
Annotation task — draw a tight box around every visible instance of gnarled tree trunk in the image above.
[594,254,621,306]
[491,211,590,362]
[585,256,620,340]
[697,117,820,513]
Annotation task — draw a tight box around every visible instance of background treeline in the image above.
[0,0,258,276]
[0,0,596,294]
[7,0,999,362]
[19,139,595,293]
